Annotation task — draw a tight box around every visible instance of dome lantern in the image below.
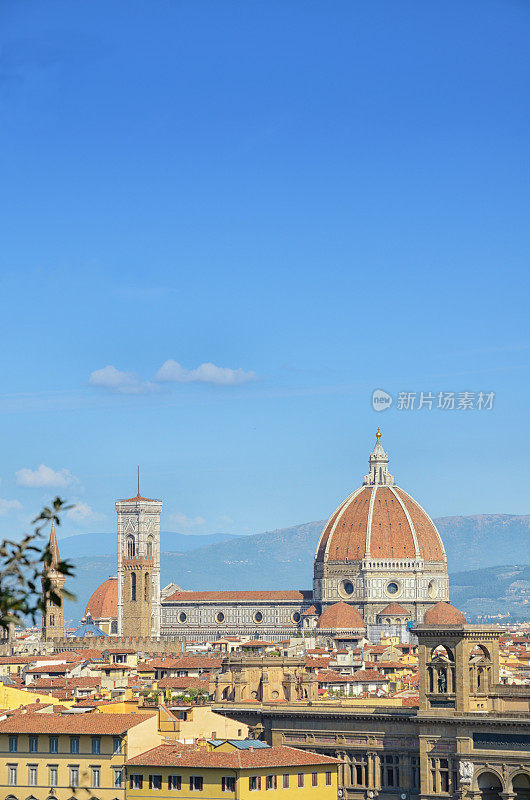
[363,428,394,486]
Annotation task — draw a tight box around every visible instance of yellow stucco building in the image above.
[0,710,159,800]
[126,739,338,800]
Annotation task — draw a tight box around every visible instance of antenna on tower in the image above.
[137,465,140,496]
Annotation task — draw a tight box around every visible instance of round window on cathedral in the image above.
[339,579,355,598]
[386,581,400,596]
[216,611,225,624]
[291,611,301,624]
[428,579,438,599]
[178,612,187,623]
[253,611,263,624]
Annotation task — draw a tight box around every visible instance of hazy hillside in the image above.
[435,514,530,571]
[62,514,530,625]
[450,564,530,622]
[58,531,240,560]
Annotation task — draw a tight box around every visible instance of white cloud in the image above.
[16,464,76,488]
[0,498,22,516]
[66,501,105,525]
[155,360,257,386]
[168,512,206,531]
[89,365,158,395]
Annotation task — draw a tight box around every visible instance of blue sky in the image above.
[0,0,529,542]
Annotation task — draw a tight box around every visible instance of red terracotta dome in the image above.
[85,577,118,620]
[423,601,466,626]
[316,433,445,564]
[316,602,366,629]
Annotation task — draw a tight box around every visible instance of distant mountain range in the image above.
[61,514,530,625]
[58,531,240,560]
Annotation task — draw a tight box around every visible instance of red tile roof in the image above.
[5,702,54,715]
[350,669,388,682]
[164,589,309,603]
[423,601,466,625]
[316,485,445,562]
[26,665,70,674]
[85,577,118,620]
[394,487,445,562]
[119,493,160,503]
[241,641,274,648]
[72,648,105,659]
[305,657,331,670]
[126,742,338,769]
[0,711,156,734]
[316,602,365,630]
[378,602,410,616]
[149,656,222,670]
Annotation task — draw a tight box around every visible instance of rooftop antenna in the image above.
[137,465,140,496]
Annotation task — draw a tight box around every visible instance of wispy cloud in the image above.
[89,365,158,395]
[16,464,77,488]
[0,498,22,516]
[167,511,206,532]
[156,360,257,386]
[66,501,105,525]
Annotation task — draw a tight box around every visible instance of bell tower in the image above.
[42,521,65,641]
[117,482,162,638]
[415,619,501,713]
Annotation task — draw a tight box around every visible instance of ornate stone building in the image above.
[90,432,451,643]
[215,607,530,800]
[213,654,319,703]
[313,429,449,625]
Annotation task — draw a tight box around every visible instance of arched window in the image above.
[130,572,136,602]
[477,771,502,800]
[512,773,530,800]
[126,536,135,558]
[144,572,150,602]
[49,614,55,626]
[110,620,118,635]
[147,537,153,559]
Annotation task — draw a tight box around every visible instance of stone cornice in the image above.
[213,703,530,730]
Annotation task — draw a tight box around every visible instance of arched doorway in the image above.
[477,771,503,800]
[513,773,530,800]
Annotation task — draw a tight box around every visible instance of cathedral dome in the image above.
[423,601,466,625]
[315,431,446,564]
[316,602,366,629]
[85,577,118,620]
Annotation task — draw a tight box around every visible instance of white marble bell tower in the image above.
[116,480,162,638]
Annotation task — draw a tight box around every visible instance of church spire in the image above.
[42,519,65,641]
[363,429,395,486]
[48,520,60,569]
